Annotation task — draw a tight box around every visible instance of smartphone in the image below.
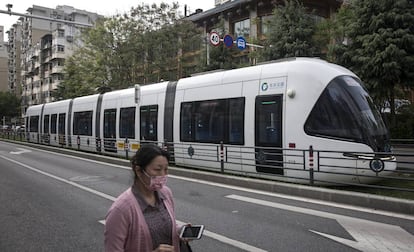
[179,225,205,240]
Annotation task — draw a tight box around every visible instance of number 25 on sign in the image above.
[209,32,220,46]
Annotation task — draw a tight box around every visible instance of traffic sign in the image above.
[223,34,234,48]
[209,32,220,46]
[236,36,246,50]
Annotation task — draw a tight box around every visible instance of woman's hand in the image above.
[153,244,174,252]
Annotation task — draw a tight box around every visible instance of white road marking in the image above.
[4,144,130,170]
[226,194,414,252]
[0,155,116,202]
[0,154,267,252]
[10,148,32,155]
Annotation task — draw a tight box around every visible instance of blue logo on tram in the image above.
[261,82,269,91]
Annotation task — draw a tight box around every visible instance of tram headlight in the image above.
[287,89,296,98]
[369,159,384,172]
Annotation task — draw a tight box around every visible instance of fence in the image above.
[1,131,413,199]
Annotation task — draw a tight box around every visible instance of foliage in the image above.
[53,17,125,100]
[330,0,414,119]
[384,104,414,139]
[260,0,319,61]
[0,92,21,119]
[54,2,201,100]
[314,4,354,62]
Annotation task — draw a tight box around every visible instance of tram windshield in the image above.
[304,76,390,152]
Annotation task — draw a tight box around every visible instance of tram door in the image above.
[255,95,283,175]
[103,109,117,153]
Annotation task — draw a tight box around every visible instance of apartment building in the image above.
[6,5,101,115]
[5,23,22,96]
[0,26,8,92]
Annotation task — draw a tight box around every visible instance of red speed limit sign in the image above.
[209,32,220,46]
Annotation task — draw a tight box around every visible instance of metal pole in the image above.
[309,145,314,185]
[206,33,210,66]
[125,138,129,160]
[220,141,224,173]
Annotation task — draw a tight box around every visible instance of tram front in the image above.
[304,75,397,183]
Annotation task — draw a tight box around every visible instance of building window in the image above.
[259,15,273,36]
[233,19,250,38]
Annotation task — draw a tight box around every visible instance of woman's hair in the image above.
[131,144,169,172]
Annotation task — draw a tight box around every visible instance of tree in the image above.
[0,92,21,121]
[260,0,319,61]
[332,0,414,120]
[54,18,122,100]
[314,3,354,63]
[54,2,201,100]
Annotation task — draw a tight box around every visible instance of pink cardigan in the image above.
[104,186,181,252]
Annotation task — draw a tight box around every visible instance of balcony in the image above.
[51,52,65,59]
[42,43,52,50]
[34,61,41,69]
[52,66,64,74]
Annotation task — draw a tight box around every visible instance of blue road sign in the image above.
[236,36,246,50]
[223,34,234,48]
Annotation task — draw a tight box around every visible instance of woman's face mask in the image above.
[142,170,168,191]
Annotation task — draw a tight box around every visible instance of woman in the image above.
[104,144,183,252]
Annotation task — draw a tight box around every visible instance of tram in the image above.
[25,58,396,184]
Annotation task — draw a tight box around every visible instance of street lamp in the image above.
[6,3,12,14]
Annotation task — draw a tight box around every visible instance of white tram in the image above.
[25,58,396,184]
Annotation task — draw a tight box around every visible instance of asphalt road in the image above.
[1,141,413,252]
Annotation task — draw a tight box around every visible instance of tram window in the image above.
[51,114,57,134]
[229,98,245,144]
[140,105,158,141]
[104,109,116,139]
[180,103,193,142]
[29,116,39,132]
[305,76,365,142]
[194,100,226,142]
[43,115,50,134]
[180,97,245,144]
[120,107,135,139]
[73,111,92,136]
[58,113,66,134]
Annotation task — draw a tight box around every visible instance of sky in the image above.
[1,0,215,41]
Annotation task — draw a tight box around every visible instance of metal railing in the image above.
[1,131,413,199]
